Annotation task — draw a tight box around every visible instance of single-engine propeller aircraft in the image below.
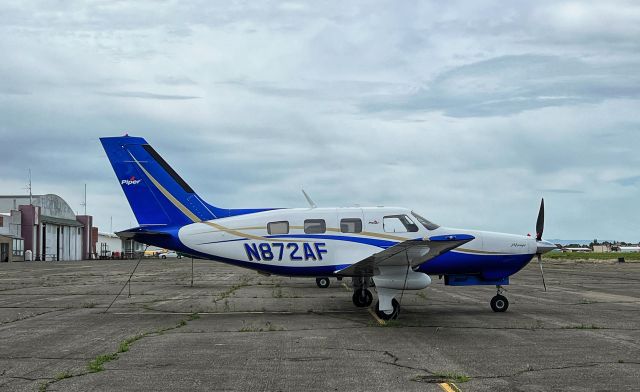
[101,136,557,320]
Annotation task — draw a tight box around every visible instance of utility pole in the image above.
[82,184,87,215]
[27,169,32,205]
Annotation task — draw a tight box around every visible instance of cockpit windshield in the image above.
[411,211,440,230]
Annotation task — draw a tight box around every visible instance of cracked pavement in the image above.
[0,258,638,391]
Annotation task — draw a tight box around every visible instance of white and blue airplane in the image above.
[101,135,557,320]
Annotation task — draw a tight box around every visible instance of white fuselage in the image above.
[178,207,537,275]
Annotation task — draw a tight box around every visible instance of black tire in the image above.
[490,295,509,312]
[316,277,330,289]
[375,298,400,320]
[352,289,373,308]
[161,255,166,259]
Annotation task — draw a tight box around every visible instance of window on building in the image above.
[340,218,362,233]
[12,238,24,256]
[304,219,326,234]
[383,215,419,233]
[267,221,289,235]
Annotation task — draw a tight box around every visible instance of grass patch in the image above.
[87,353,118,373]
[545,252,640,261]
[54,370,72,380]
[118,332,147,353]
[431,371,471,383]
[217,276,252,301]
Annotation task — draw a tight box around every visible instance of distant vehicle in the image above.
[102,136,557,320]
[159,250,182,259]
[143,249,159,258]
[562,247,592,253]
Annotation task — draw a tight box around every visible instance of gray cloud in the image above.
[97,91,201,100]
[614,175,640,187]
[362,55,640,117]
[540,189,585,194]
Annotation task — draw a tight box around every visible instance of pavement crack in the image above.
[37,313,201,391]
[326,347,433,373]
[0,308,66,326]
[8,375,48,381]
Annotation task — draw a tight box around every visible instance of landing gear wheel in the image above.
[375,298,400,320]
[490,295,509,312]
[316,277,330,289]
[352,289,373,308]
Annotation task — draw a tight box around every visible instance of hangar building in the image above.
[0,195,96,262]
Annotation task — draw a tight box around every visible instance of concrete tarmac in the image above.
[0,258,638,391]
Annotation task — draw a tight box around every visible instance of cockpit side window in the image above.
[411,211,440,230]
[383,215,419,233]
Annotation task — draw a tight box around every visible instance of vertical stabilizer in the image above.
[100,136,218,226]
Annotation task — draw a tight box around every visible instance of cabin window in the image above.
[304,219,326,234]
[383,215,419,233]
[411,211,440,230]
[267,221,289,235]
[340,218,362,233]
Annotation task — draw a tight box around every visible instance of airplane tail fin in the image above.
[100,135,219,227]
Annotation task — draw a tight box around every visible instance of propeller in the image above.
[536,198,544,241]
[535,198,547,292]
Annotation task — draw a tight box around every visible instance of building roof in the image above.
[0,194,77,221]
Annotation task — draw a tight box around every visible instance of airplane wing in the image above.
[335,234,474,277]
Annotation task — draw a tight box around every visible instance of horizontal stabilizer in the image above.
[116,227,172,240]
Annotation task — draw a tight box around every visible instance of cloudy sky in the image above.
[1,1,639,241]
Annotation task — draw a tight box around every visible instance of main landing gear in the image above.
[352,288,373,307]
[490,285,509,312]
[351,277,373,308]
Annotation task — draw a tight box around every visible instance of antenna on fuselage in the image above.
[301,188,317,208]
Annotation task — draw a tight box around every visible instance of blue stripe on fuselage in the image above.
[265,234,397,248]
[195,233,398,248]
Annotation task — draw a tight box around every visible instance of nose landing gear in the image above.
[490,285,509,312]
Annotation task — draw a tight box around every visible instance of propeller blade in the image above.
[537,254,547,292]
[536,198,545,241]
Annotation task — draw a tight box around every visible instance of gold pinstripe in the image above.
[129,152,201,223]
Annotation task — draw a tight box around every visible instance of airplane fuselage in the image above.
[173,206,537,279]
